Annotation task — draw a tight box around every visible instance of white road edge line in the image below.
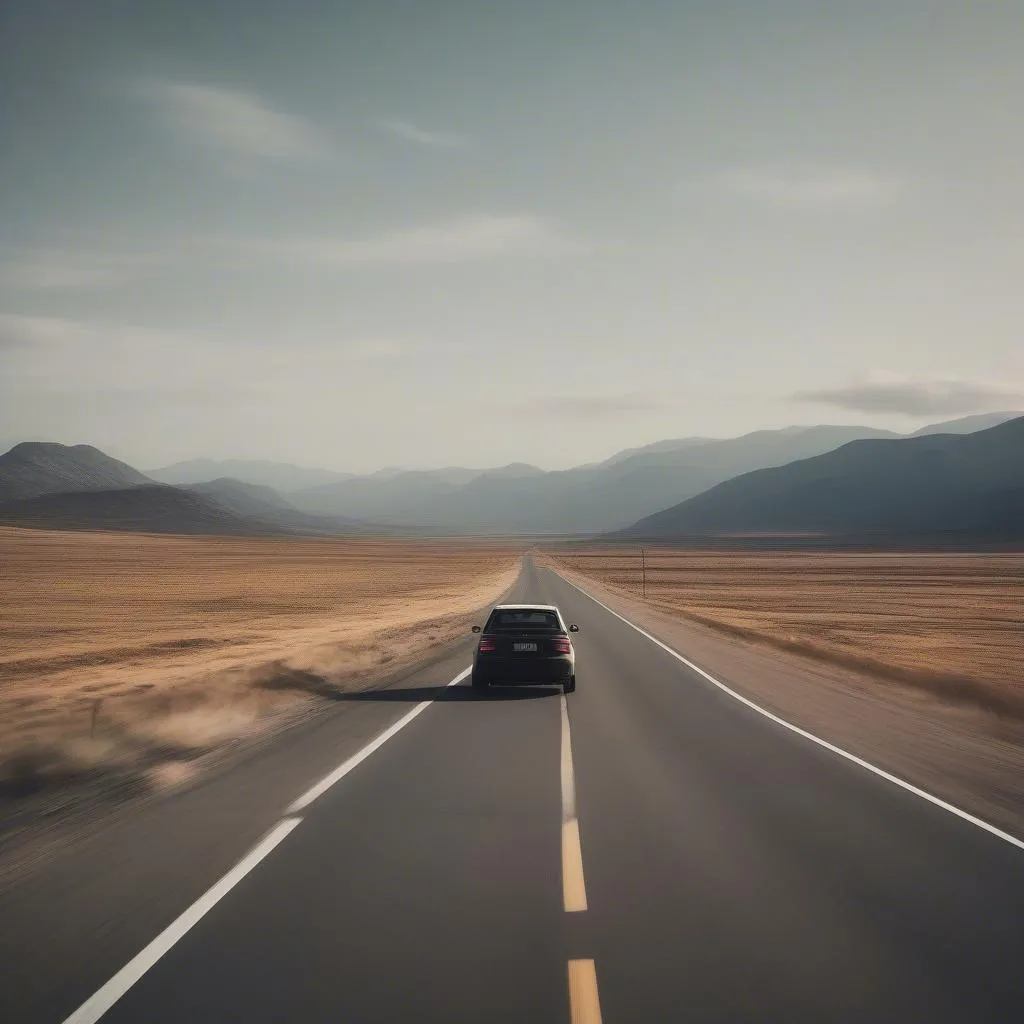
[561,693,588,912]
[62,665,474,1024]
[61,816,304,1024]
[287,666,471,814]
[560,694,577,822]
[554,569,1024,854]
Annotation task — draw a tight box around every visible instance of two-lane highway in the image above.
[7,557,1024,1022]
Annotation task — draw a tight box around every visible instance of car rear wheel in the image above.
[471,672,488,690]
[564,675,575,694]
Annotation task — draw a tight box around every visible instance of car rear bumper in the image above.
[473,655,573,684]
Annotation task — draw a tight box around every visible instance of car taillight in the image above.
[478,636,498,652]
[551,637,572,653]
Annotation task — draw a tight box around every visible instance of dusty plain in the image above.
[542,546,1024,836]
[549,547,1024,716]
[0,527,521,843]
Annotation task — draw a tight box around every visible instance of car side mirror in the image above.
[569,624,579,632]
[471,625,482,633]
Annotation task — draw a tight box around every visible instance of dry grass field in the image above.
[548,547,1024,718]
[0,527,522,801]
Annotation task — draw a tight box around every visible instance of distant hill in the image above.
[909,411,1022,436]
[615,416,1024,541]
[600,425,901,480]
[364,466,485,486]
[185,478,374,535]
[291,468,469,523]
[188,477,297,516]
[0,442,152,503]
[414,467,484,486]
[0,485,280,536]
[146,458,353,492]
[594,436,718,469]
[482,462,546,479]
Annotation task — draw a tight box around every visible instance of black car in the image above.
[471,604,579,693]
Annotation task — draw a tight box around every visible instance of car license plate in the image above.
[513,642,538,652]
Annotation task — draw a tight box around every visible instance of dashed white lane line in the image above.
[61,816,303,1024]
[555,570,1024,855]
[288,665,471,813]
[62,664,475,1023]
[560,693,588,913]
[568,959,603,1024]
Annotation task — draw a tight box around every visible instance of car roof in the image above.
[492,604,561,611]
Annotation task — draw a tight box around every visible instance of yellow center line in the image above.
[562,818,588,913]
[568,959,603,1024]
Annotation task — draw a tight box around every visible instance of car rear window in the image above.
[486,609,561,630]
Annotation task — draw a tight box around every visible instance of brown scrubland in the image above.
[547,547,1024,719]
[0,527,521,806]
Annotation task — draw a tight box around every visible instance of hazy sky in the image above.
[2,0,1023,471]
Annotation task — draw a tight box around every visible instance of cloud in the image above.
[793,374,1024,415]
[705,166,902,208]
[377,119,470,149]
[0,314,47,350]
[139,80,329,165]
[519,393,662,419]
[0,313,447,395]
[1,213,569,293]
[330,338,443,360]
[0,248,157,291]
[0,313,100,348]
[214,214,571,268]
[0,313,207,358]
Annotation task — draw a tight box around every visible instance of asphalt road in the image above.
[4,557,1024,1023]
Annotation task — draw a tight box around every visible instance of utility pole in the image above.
[641,546,646,599]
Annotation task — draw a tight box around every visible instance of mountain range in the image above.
[146,458,355,492]
[276,416,1021,534]
[617,416,1024,542]
[0,446,370,537]
[0,411,1020,539]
